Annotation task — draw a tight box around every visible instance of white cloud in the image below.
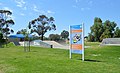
[20,13,25,16]
[3,7,13,12]
[10,15,15,20]
[39,10,46,14]
[23,7,27,10]
[47,10,55,14]
[75,0,81,3]
[14,0,27,10]
[2,7,15,20]
[32,4,55,16]
[81,8,84,11]
[89,1,93,4]
[73,0,81,8]
[38,10,55,16]
[75,0,78,3]
[72,5,78,8]
[81,7,90,11]
[73,0,92,10]
[33,4,37,9]
[33,4,40,12]
[33,8,39,12]
[15,0,25,7]
[88,1,93,6]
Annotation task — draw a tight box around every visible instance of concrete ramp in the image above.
[43,41,69,49]
[100,38,120,46]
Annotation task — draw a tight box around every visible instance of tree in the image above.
[29,15,56,41]
[88,33,95,42]
[43,36,49,40]
[49,34,54,40]
[17,29,27,35]
[49,34,60,41]
[90,17,103,42]
[0,33,3,41]
[114,27,120,38]
[61,30,69,39]
[17,29,29,41]
[17,29,30,52]
[0,10,15,46]
[103,20,117,37]
[100,20,117,41]
[0,33,3,47]
[89,17,117,42]
[0,32,5,44]
[100,29,112,41]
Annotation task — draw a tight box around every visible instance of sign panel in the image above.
[70,24,84,61]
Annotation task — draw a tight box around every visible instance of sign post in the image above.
[70,24,84,61]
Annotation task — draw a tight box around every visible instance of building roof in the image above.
[9,34,33,38]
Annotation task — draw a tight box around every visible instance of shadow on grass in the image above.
[32,51,38,52]
[75,58,101,62]
[84,59,101,62]
[0,44,4,48]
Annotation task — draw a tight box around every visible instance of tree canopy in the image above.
[49,34,60,41]
[17,29,28,35]
[0,10,14,35]
[28,15,56,41]
[17,29,30,41]
[89,17,118,42]
[0,10,15,46]
[61,30,69,39]
[90,17,103,41]
[114,27,120,38]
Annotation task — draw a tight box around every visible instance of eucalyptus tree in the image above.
[28,15,56,41]
[0,10,15,46]
[61,30,69,40]
[90,17,103,42]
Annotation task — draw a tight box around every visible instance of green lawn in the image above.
[0,43,120,73]
[85,42,100,46]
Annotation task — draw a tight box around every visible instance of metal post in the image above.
[69,25,72,59]
[82,23,84,61]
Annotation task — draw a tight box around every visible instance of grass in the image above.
[0,42,120,73]
[85,42,100,46]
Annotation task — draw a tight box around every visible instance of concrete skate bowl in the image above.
[100,38,120,46]
[19,40,68,49]
[30,40,52,48]
[43,41,69,49]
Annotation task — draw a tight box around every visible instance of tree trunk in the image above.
[6,33,7,47]
[41,34,43,41]
[41,30,44,41]
[28,38,30,52]
[24,38,26,52]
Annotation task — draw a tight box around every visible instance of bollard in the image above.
[50,45,53,48]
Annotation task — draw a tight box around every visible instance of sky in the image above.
[0,0,120,37]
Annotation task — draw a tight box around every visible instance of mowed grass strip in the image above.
[0,43,120,73]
